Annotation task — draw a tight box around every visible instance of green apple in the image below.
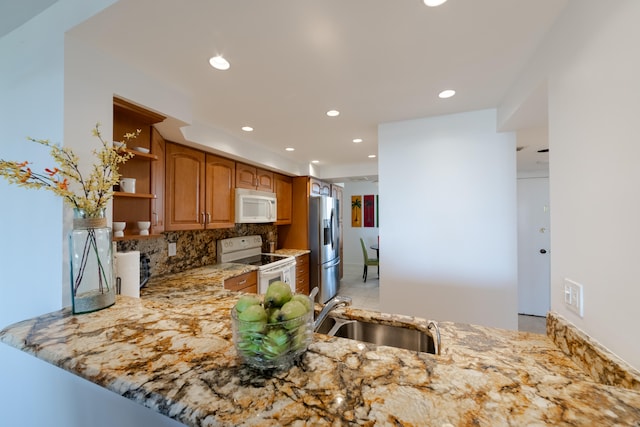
[235,295,261,313]
[290,294,312,313]
[264,281,292,308]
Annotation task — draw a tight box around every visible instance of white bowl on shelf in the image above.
[112,222,126,238]
[137,221,151,236]
[132,146,150,154]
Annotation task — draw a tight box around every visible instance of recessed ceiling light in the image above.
[438,89,456,99]
[326,110,340,117]
[368,154,377,158]
[209,55,230,70]
[285,147,295,152]
[241,126,253,132]
[353,138,363,143]
[311,160,320,164]
[423,0,448,6]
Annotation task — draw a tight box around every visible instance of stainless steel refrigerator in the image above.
[309,195,341,303]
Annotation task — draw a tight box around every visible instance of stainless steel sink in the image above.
[315,317,439,355]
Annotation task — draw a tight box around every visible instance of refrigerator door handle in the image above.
[324,258,341,269]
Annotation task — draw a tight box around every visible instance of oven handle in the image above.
[259,259,296,274]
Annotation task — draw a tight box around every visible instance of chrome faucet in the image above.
[313,295,352,331]
[428,321,441,355]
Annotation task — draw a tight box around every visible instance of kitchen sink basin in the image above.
[315,317,439,354]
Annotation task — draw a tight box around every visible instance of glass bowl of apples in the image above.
[231,281,313,370]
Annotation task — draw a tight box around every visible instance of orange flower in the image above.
[45,167,59,176]
[58,178,69,190]
[20,168,32,182]
[17,161,28,168]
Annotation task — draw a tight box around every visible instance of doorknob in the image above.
[539,249,547,254]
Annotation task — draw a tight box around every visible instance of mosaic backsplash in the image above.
[116,224,278,277]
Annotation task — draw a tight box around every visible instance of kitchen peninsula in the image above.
[1,265,639,426]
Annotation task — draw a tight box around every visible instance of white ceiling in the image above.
[4,0,562,175]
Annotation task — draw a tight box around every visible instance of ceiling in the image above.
[3,0,563,176]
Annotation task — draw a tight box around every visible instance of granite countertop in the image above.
[2,262,640,426]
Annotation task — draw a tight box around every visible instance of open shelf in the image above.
[114,191,156,199]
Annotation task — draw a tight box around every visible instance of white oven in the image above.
[217,235,296,294]
[258,259,296,294]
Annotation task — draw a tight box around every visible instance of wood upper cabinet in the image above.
[165,143,236,231]
[274,173,292,225]
[236,162,274,192]
[150,128,165,234]
[165,143,205,230]
[204,154,235,228]
[310,177,330,196]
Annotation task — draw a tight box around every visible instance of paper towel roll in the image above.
[114,251,140,298]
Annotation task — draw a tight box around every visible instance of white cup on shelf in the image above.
[137,221,151,236]
[120,178,136,193]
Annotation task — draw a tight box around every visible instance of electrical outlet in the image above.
[168,242,177,257]
[564,278,583,317]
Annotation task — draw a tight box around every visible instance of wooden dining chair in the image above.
[360,238,379,282]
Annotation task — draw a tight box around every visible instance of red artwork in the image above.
[364,195,375,227]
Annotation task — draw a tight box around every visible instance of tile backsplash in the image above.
[116,224,278,278]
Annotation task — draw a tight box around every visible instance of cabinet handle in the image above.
[207,212,211,223]
[238,279,247,285]
[200,212,205,224]
[153,212,158,226]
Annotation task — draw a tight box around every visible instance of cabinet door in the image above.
[274,173,292,225]
[150,128,165,234]
[235,163,257,189]
[310,177,330,196]
[205,154,235,229]
[256,168,274,192]
[165,143,205,230]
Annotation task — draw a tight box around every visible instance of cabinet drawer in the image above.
[224,271,257,293]
[295,254,309,277]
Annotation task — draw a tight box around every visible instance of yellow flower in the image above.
[0,123,138,216]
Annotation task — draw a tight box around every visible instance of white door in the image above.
[517,177,550,316]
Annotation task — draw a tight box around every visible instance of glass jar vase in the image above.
[69,208,115,314]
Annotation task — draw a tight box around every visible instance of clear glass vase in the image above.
[69,208,115,314]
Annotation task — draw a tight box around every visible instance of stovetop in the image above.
[232,254,291,267]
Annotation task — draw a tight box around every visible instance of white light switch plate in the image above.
[168,242,177,257]
[564,278,583,317]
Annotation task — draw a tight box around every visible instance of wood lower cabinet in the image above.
[295,253,310,295]
[165,143,235,231]
[224,271,258,293]
[236,162,274,192]
[274,173,292,225]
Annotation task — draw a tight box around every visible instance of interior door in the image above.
[517,177,550,316]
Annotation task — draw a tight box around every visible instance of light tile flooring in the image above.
[337,264,547,334]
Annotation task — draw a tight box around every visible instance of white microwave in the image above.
[235,188,277,223]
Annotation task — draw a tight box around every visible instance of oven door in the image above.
[258,262,296,294]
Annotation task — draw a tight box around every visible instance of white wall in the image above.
[342,181,379,268]
[378,109,518,329]
[545,0,640,369]
[0,1,192,425]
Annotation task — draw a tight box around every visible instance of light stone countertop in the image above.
[1,262,640,426]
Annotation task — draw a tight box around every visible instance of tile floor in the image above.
[337,264,547,334]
